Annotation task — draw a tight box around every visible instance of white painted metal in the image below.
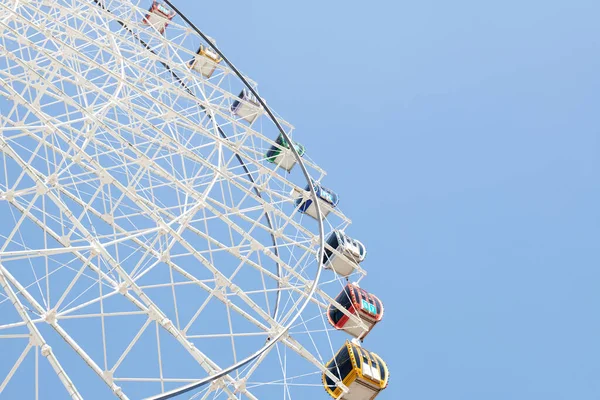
[342,380,381,400]
[0,0,368,398]
[145,12,170,33]
[272,150,298,172]
[144,3,173,34]
[325,253,359,277]
[294,187,335,220]
[342,320,374,339]
[232,98,263,124]
[304,199,333,220]
[190,47,221,78]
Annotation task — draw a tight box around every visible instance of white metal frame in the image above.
[0,0,371,399]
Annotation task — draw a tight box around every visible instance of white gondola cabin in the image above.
[323,231,366,277]
[142,1,175,34]
[189,44,222,78]
[323,341,389,399]
[231,88,263,124]
[265,134,306,172]
[294,180,339,220]
[328,283,383,340]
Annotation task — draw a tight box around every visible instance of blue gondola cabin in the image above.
[231,88,263,124]
[323,341,389,399]
[295,181,339,220]
[323,231,366,277]
[143,1,175,34]
[265,134,306,172]
[328,283,383,340]
[189,44,222,78]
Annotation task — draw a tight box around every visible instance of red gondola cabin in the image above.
[328,283,383,340]
[142,1,175,34]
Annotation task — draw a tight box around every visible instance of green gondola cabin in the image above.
[265,134,306,172]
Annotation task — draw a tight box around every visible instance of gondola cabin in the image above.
[323,231,366,277]
[231,88,263,124]
[142,1,175,34]
[328,284,383,340]
[323,341,389,399]
[265,134,306,172]
[189,44,222,78]
[295,181,339,220]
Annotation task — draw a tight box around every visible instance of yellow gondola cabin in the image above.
[323,341,389,399]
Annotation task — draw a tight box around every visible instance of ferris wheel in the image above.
[0,1,389,399]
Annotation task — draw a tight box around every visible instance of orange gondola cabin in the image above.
[189,44,222,78]
[142,1,175,34]
[328,283,383,340]
[323,341,389,399]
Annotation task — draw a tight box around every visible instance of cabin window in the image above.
[368,353,380,373]
[323,232,339,264]
[336,287,353,309]
[327,306,337,325]
[351,346,361,366]
[361,299,377,315]
[305,182,318,197]
[276,135,286,147]
[376,356,387,382]
[299,199,312,211]
[352,287,362,303]
[367,353,384,381]
[241,89,258,103]
[232,96,241,109]
[329,287,353,324]
[321,191,333,203]
[333,347,352,380]
[324,373,335,390]
[313,184,321,197]
[363,292,381,316]
[325,346,352,389]
[361,353,372,373]
[265,144,280,161]
[374,297,382,315]
[342,233,350,245]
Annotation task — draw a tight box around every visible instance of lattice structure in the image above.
[0,1,377,399]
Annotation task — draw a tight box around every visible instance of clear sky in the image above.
[174,0,600,398]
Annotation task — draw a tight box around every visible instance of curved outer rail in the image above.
[132,1,328,398]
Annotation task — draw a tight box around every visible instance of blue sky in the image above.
[175,0,600,398]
